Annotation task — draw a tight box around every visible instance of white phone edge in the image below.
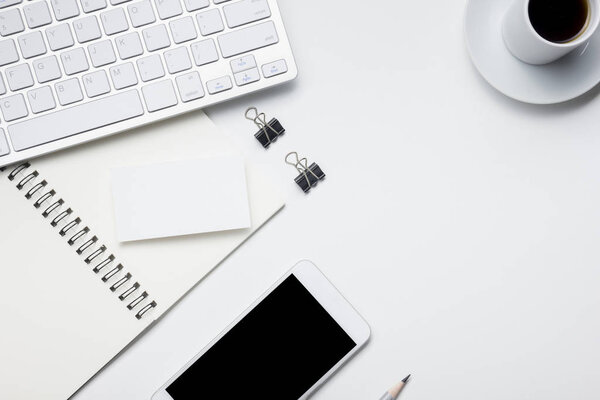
[151,259,371,400]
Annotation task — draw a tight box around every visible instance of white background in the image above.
[74,1,600,399]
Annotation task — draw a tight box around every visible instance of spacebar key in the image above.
[8,90,144,152]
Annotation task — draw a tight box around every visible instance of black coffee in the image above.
[529,0,590,43]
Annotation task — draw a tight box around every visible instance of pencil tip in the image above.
[402,374,411,383]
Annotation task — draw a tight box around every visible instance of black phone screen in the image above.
[166,274,356,399]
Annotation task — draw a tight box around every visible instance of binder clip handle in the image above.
[244,107,260,122]
[245,107,270,132]
[285,152,308,172]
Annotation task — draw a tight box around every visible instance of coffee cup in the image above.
[502,0,600,65]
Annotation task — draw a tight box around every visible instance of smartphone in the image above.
[152,260,371,400]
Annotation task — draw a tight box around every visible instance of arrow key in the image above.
[233,67,259,87]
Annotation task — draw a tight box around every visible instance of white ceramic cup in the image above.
[502,0,600,65]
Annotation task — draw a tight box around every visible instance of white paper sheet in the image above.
[111,156,252,242]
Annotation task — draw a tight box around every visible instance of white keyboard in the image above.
[0,0,297,167]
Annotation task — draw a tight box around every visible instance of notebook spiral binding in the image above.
[1,163,157,320]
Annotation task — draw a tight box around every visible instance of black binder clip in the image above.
[245,107,285,148]
[285,152,326,193]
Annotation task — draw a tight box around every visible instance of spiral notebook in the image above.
[0,112,284,400]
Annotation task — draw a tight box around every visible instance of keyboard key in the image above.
[141,79,177,111]
[230,54,255,73]
[0,94,28,122]
[233,67,259,86]
[190,38,218,66]
[136,54,164,81]
[142,24,170,51]
[51,0,80,21]
[73,15,102,43]
[18,31,47,59]
[32,55,62,83]
[164,46,191,74]
[169,16,196,44]
[61,47,89,75]
[100,8,129,35]
[206,75,231,94]
[0,9,25,36]
[175,71,204,102]
[154,0,182,20]
[0,0,22,9]
[27,86,56,113]
[5,63,34,91]
[46,23,74,50]
[0,129,9,157]
[82,70,110,97]
[88,39,116,67]
[128,0,155,27]
[8,90,144,151]
[23,1,53,29]
[223,0,270,28]
[217,21,278,58]
[196,8,223,36]
[115,32,143,59]
[0,39,19,66]
[183,0,207,12]
[0,74,5,95]
[55,78,83,105]
[262,59,287,78]
[110,62,138,89]
[81,0,107,13]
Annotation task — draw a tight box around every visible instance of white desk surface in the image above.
[74,1,600,399]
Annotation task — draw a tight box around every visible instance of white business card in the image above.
[111,155,251,242]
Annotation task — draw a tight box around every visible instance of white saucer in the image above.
[465,0,600,104]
